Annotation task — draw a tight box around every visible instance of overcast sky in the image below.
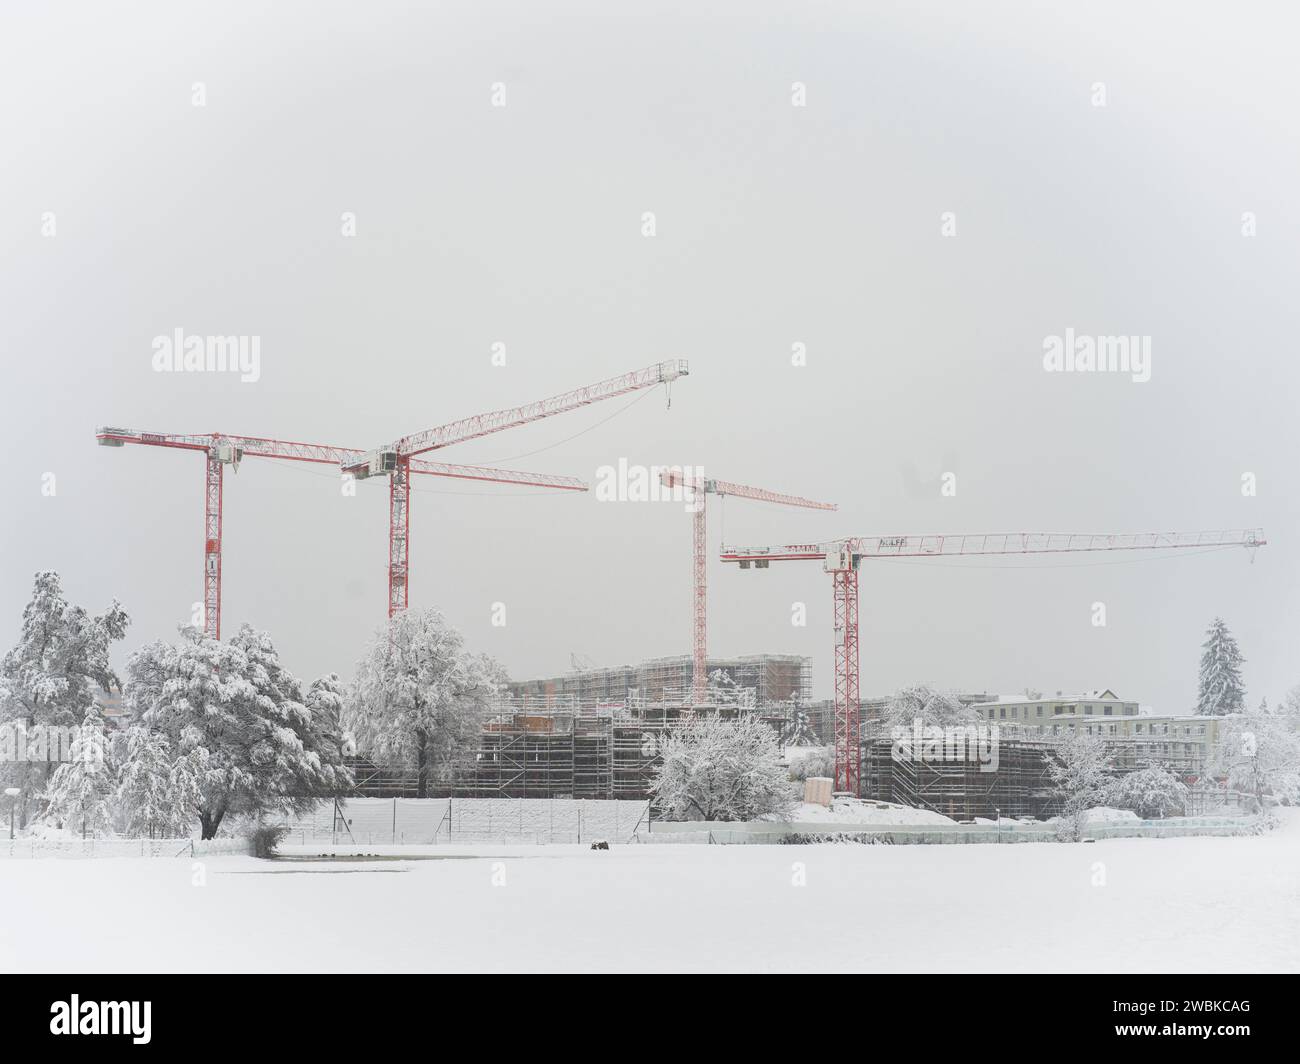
[1,0,1295,712]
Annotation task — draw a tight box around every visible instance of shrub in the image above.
[248,823,290,859]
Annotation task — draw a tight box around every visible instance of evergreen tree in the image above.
[42,709,115,837]
[114,726,207,837]
[1196,617,1246,716]
[0,572,128,822]
[780,703,819,746]
[305,673,349,761]
[127,624,350,839]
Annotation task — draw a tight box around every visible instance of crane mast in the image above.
[96,427,587,639]
[659,470,834,703]
[342,360,689,618]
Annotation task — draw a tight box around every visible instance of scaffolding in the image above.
[861,736,1058,820]
[454,700,788,801]
[510,653,812,710]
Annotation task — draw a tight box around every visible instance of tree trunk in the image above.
[415,730,429,800]
[199,808,225,840]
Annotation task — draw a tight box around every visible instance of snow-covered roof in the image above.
[970,689,1128,708]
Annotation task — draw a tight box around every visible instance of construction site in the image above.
[346,662,800,802]
[508,653,812,710]
[96,359,1268,819]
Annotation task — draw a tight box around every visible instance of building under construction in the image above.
[455,700,788,800]
[860,734,1059,821]
[509,653,812,710]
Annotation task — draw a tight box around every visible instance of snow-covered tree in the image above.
[42,709,115,836]
[345,610,503,797]
[114,726,207,838]
[1211,706,1300,811]
[1196,617,1246,716]
[883,684,977,729]
[0,572,128,823]
[127,624,350,839]
[1104,766,1188,819]
[651,715,798,822]
[787,745,834,782]
[780,703,819,747]
[305,673,349,760]
[1047,732,1110,841]
[1280,686,1300,732]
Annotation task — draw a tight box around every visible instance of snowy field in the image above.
[3,811,1296,973]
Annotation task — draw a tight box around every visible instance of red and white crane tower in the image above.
[721,528,1267,794]
[658,471,835,703]
[342,360,690,618]
[96,428,586,640]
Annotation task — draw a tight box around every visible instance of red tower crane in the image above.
[343,360,689,618]
[658,471,835,703]
[721,528,1268,793]
[96,427,586,640]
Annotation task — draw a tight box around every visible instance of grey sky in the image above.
[1,0,1296,713]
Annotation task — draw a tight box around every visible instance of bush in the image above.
[780,831,892,845]
[248,823,290,859]
[787,747,834,782]
[1103,767,1189,819]
[652,716,798,822]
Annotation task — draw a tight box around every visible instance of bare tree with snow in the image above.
[651,715,797,822]
[1211,706,1300,811]
[1047,732,1110,841]
[344,609,504,798]
[883,683,977,729]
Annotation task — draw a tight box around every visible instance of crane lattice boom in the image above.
[721,527,1267,793]
[340,360,689,617]
[367,359,689,460]
[96,425,588,640]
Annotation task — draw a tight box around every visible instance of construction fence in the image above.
[275,797,651,845]
[636,816,1266,845]
[0,836,253,859]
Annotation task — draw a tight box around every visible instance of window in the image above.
[1000,707,1006,719]
[1085,705,1093,714]
[1104,706,1112,716]
[1036,706,1043,717]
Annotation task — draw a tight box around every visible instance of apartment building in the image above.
[969,690,1221,778]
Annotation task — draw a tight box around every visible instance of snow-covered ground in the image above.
[783,799,956,825]
[2,811,1296,973]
